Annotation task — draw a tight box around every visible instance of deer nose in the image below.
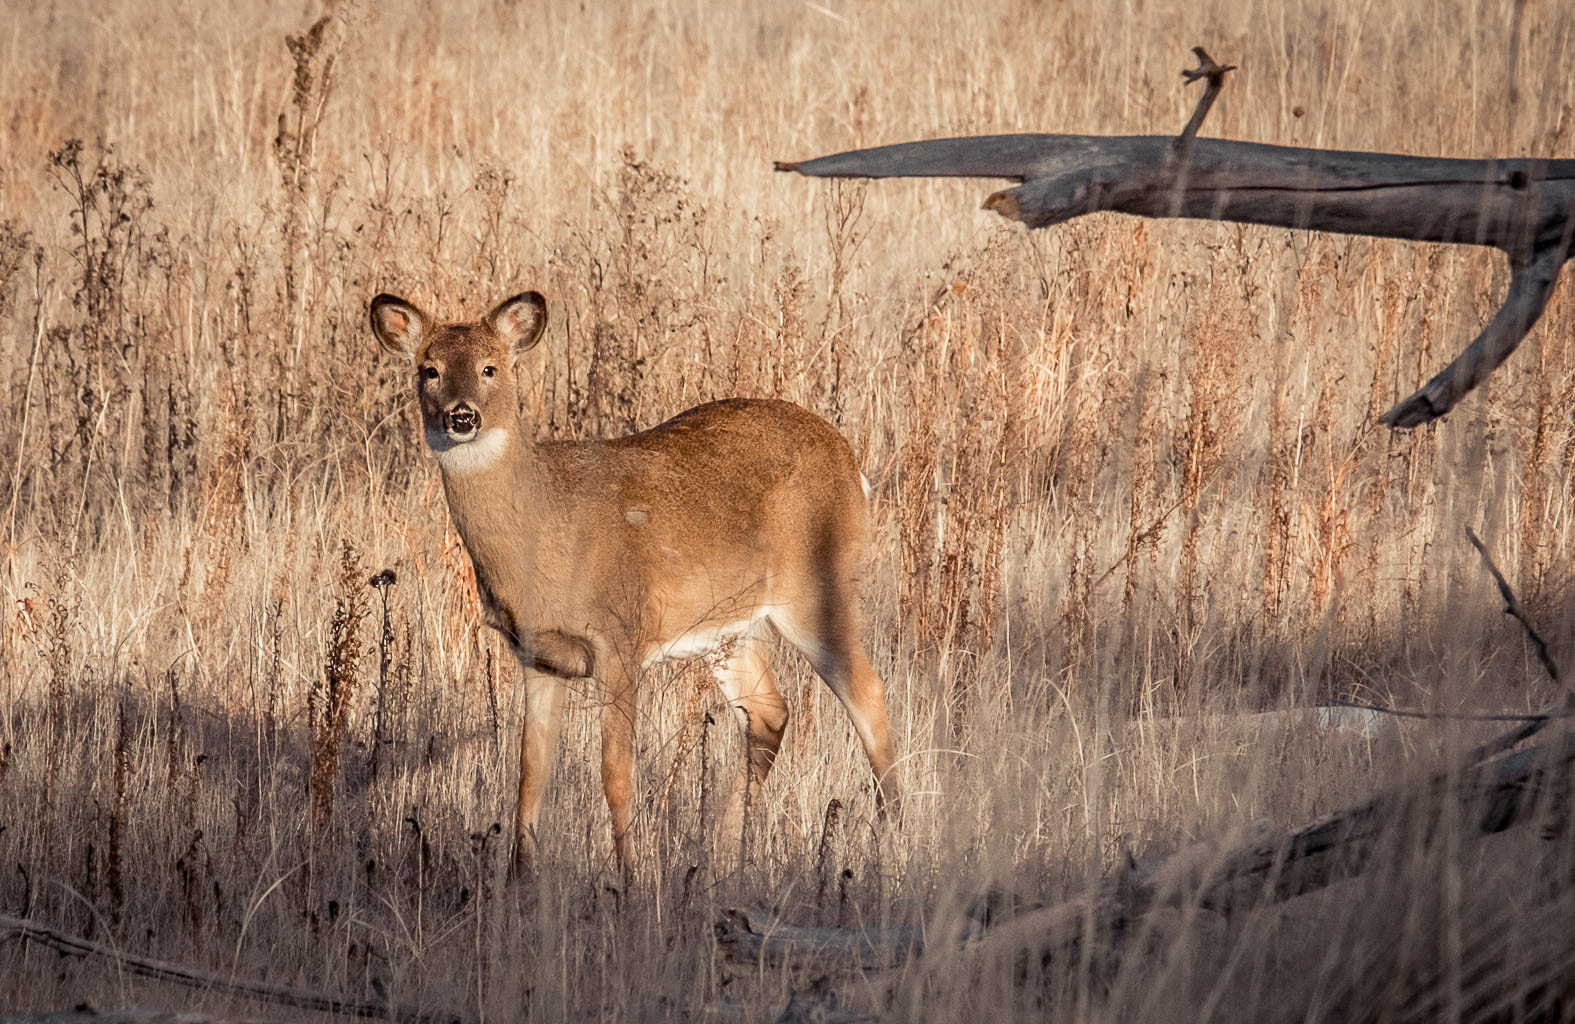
[446,404,480,436]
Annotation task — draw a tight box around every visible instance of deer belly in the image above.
[640,607,772,669]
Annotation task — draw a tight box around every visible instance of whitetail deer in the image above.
[370,291,899,880]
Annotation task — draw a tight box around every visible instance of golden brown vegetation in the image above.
[2,0,1574,1019]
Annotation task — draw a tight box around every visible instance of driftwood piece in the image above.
[775,50,1575,428]
[0,914,463,1024]
[1178,727,1573,911]
[718,728,1575,1013]
[0,1010,263,1024]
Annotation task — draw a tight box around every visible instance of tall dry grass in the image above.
[2,0,1574,1019]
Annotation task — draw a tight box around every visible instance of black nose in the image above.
[446,405,480,434]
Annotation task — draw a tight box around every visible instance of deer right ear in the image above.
[370,294,428,358]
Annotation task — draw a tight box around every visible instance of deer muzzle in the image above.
[445,404,480,438]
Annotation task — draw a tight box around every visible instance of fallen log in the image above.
[0,1009,262,1024]
[714,908,929,969]
[721,531,1571,1021]
[776,49,1575,428]
[718,727,1575,1018]
[1184,727,1573,912]
[0,914,464,1024]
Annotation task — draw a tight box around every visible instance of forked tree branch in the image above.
[775,50,1575,427]
[1175,48,1236,147]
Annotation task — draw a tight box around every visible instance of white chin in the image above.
[424,426,473,452]
[428,427,509,474]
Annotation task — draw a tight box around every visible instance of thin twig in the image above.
[1460,525,1569,766]
[0,914,464,1024]
[1175,47,1237,152]
[1465,526,1563,691]
[1321,698,1555,766]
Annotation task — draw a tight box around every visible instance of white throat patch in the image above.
[429,426,511,476]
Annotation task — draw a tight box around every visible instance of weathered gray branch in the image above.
[0,913,462,1024]
[1180,726,1573,911]
[775,66,1575,427]
[714,908,928,969]
[0,1011,261,1024]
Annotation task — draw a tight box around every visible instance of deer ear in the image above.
[485,292,548,353]
[370,294,429,358]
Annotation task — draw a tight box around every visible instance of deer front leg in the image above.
[514,670,567,873]
[599,662,639,885]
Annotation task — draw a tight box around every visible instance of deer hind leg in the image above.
[771,590,900,817]
[712,638,790,841]
[514,670,567,873]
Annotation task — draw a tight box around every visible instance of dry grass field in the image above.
[3,0,1575,1020]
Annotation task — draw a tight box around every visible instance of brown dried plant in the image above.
[896,234,1030,733]
[274,8,344,350]
[309,541,370,833]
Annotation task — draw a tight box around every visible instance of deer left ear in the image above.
[485,292,548,353]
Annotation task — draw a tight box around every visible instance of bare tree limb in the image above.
[1175,48,1237,152]
[1170,48,1237,219]
[774,52,1575,427]
[0,914,462,1024]
[776,136,1575,252]
[1383,242,1570,426]
[1465,525,1564,691]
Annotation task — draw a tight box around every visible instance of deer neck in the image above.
[433,419,545,610]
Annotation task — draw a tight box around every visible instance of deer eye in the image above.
[420,366,439,381]
[482,365,497,378]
